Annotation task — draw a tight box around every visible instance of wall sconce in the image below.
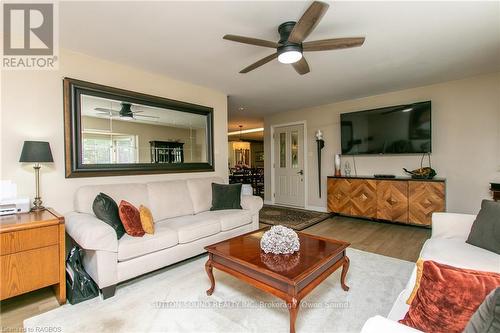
[315,130,325,197]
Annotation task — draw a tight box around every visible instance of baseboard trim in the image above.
[264,200,273,205]
[306,205,328,213]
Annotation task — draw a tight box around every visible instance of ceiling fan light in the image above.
[278,51,302,64]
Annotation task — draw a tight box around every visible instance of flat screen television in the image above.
[341,101,431,155]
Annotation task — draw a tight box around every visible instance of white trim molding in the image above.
[306,205,328,213]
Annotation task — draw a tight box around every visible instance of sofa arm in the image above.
[361,316,422,333]
[241,195,263,214]
[65,212,118,252]
[431,212,476,240]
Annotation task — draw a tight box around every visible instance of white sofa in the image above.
[65,177,263,298]
[361,212,500,332]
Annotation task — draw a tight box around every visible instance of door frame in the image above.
[270,121,308,208]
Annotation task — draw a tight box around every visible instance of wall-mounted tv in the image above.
[341,101,431,155]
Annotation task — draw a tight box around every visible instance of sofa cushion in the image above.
[211,183,242,211]
[163,214,220,244]
[466,200,500,254]
[186,177,224,214]
[204,210,253,231]
[118,223,178,261]
[76,183,149,215]
[92,193,126,239]
[147,180,194,221]
[399,260,500,332]
[118,200,145,237]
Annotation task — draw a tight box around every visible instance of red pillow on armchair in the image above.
[399,260,500,333]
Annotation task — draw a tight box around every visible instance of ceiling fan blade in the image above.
[292,57,310,75]
[94,107,118,113]
[240,53,278,73]
[135,114,159,119]
[288,1,329,44]
[223,35,278,48]
[303,37,365,51]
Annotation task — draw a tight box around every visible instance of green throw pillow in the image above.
[92,192,126,239]
[466,200,500,254]
[210,183,242,211]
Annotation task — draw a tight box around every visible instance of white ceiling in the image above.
[60,1,500,132]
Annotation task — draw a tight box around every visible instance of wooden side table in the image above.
[0,208,66,304]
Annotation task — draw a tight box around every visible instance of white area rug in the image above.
[24,249,413,333]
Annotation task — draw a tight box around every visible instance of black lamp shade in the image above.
[19,141,54,163]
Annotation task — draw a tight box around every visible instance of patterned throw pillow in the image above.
[92,193,126,239]
[118,200,145,237]
[139,205,154,234]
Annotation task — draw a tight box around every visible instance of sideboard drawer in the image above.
[0,245,60,299]
[0,225,59,255]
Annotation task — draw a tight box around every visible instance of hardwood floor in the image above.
[1,215,429,330]
[0,286,60,330]
[303,215,430,262]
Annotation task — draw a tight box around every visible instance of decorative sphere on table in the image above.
[260,225,300,254]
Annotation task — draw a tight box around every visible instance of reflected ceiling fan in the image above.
[223,1,365,75]
[94,103,159,119]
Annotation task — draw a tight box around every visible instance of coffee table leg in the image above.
[205,256,215,296]
[341,256,350,291]
[287,297,300,333]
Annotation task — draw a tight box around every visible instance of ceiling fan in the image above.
[95,103,159,119]
[223,1,365,75]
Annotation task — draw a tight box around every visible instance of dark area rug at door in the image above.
[259,205,332,231]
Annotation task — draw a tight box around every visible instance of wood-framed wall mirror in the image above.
[63,78,214,178]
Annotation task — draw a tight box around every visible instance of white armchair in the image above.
[361,211,496,333]
[430,212,476,240]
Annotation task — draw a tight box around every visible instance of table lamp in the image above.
[19,141,54,211]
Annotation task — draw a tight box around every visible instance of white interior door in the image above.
[274,124,305,207]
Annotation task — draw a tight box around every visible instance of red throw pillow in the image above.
[118,200,145,237]
[399,260,500,333]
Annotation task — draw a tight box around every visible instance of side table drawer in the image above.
[1,225,59,255]
[0,245,60,300]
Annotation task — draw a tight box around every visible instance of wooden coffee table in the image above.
[204,228,350,333]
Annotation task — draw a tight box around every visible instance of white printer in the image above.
[0,180,30,215]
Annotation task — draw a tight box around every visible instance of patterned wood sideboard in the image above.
[327,176,446,226]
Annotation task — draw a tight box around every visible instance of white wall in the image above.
[264,73,500,214]
[1,49,228,214]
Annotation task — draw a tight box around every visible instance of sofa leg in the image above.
[101,285,116,299]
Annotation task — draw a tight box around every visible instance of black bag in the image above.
[66,246,99,304]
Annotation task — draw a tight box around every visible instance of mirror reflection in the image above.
[80,95,208,165]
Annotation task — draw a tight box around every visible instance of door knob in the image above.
[297,170,304,175]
